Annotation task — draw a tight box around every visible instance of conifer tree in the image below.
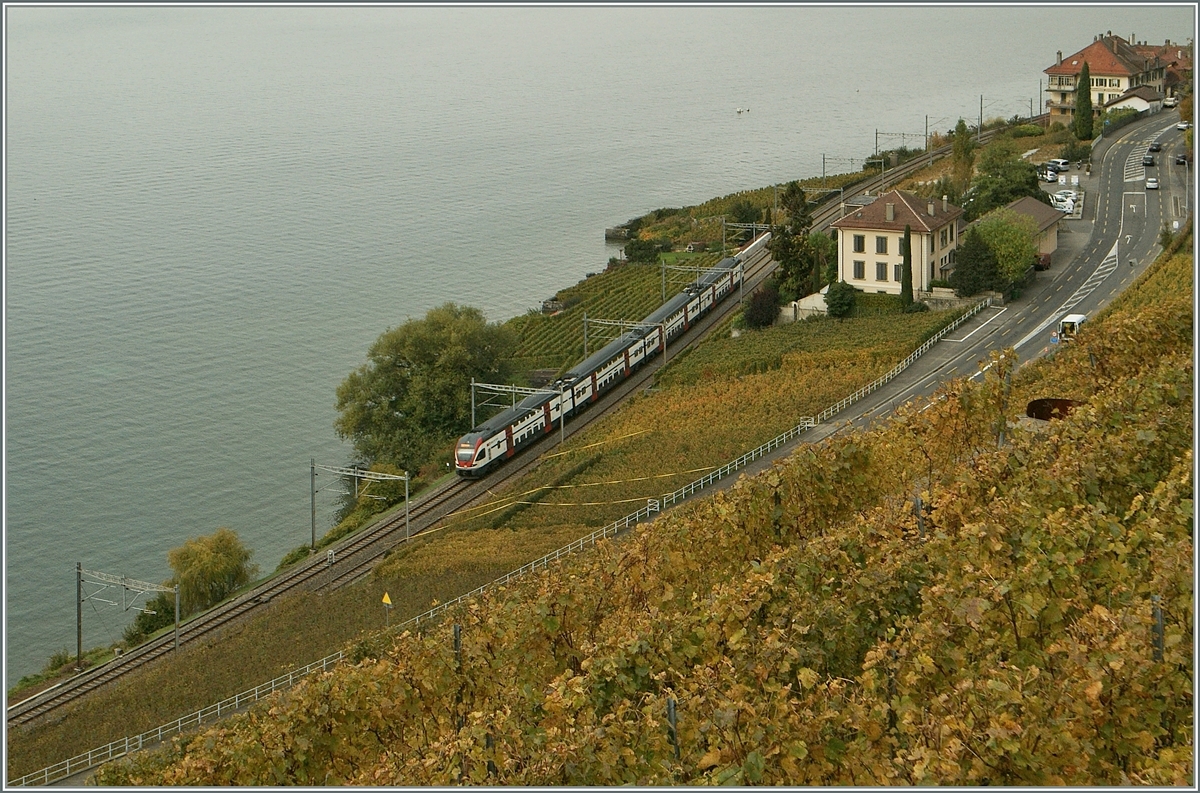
[1073,61,1093,140]
[900,224,914,304]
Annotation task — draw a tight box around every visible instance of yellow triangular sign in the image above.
[382,592,392,606]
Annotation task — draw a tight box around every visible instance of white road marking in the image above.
[943,307,1008,343]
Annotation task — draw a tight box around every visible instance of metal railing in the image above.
[12,297,989,787]
[10,653,344,787]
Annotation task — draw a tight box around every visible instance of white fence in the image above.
[12,298,988,787]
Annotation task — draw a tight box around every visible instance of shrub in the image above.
[824,280,857,318]
[1010,124,1044,138]
[742,281,781,330]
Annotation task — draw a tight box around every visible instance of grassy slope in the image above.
[92,245,1192,784]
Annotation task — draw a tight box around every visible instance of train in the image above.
[454,232,771,477]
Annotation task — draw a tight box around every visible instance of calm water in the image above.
[5,6,1191,687]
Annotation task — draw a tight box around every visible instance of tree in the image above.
[742,280,780,330]
[951,119,976,195]
[335,303,517,472]
[623,238,661,264]
[768,224,806,300]
[1073,61,1093,140]
[948,227,998,297]
[824,280,856,319]
[900,224,913,305]
[963,152,1048,221]
[807,231,838,293]
[974,208,1038,286]
[168,528,258,615]
[778,181,812,236]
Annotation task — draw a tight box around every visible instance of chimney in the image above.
[942,195,948,212]
[1057,50,1062,65]
[885,203,894,222]
[928,201,935,217]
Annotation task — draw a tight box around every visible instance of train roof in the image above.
[461,254,747,439]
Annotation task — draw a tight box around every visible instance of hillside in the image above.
[94,241,1193,785]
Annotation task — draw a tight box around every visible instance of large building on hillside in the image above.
[1045,32,1168,126]
[829,190,964,295]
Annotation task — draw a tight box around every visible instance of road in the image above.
[728,110,1188,475]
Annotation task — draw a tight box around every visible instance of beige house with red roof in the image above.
[829,190,964,295]
[1045,33,1167,126]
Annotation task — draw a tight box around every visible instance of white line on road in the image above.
[943,307,1008,343]
[1015,238,1120,350]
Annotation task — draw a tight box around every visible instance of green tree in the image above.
[1073,61,1093,140]
[808,231,838,293]
[824,280,856,318]
[900,224,913,305]
[974,209,1038,287]
[963,145,1048,221]
[948,227,998,297]
[123,590,176,646]
[168,528,258,615]
[623,238,661,264]
[951,119,976,194]
[335,303,517,472]
[778,181,812,236]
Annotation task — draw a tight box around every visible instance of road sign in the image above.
[382,592,392,606]
[1050,331,1059,344]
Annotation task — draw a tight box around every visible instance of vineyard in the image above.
[93,241,1194,785]
[501,253,719,376]
[428,306,964,538]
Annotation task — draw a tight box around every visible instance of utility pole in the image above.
[76,562,82,670]
[310,458,317,550]
[979,94,984,142]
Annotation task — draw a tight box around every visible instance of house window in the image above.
[898,236,907,256]
[853,234,865,253]
[893,263,903,282]
[876,262,887,281]
[853,260,865,279]
[950,224,955,241]
[940,228,948,248]
[928,234,935,253]
[875,236,888,254]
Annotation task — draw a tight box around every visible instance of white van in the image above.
[1058,313,1087,341]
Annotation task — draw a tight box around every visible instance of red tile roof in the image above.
[830,190,962,234]
[1003,196,1065,233]
[1045,35,1156,78]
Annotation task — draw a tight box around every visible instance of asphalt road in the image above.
[726,110,1188,478]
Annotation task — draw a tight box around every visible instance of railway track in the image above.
[9,116,1029,729]
[6,245,774,731]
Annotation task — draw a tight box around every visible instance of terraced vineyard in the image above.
[503,252,720,374]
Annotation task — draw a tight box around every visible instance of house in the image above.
[1044,33,1168,126]
[829,190,964,295]
[1001,196,1066,263]
[1104,84,1165,114]
[1131,37,1193,99]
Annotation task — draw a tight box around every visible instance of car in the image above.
[1049,194,1075,212]
[1042,170,1060,182]
[1054,189,1079,202]
[1149,142,1162,152]
[1178,121,1191,131]
[1164,96,1179,108]
[1143,154,1155,166]
[1047,158,1071,171]
[1176,153,1189,166]
[1146,177,1159,189]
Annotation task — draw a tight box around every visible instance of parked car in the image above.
[1047,158,1071,171]
[1049,194,1075,212]
[1042,170,1060,182]
[1143,154,1156,166]
[1054,189,1079,202]
[1034,252,1052,271]
[1178,121,1191,131]
[1146,177,1159,189]
[1149,141,1162,152]
[1164,96,1178,108]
